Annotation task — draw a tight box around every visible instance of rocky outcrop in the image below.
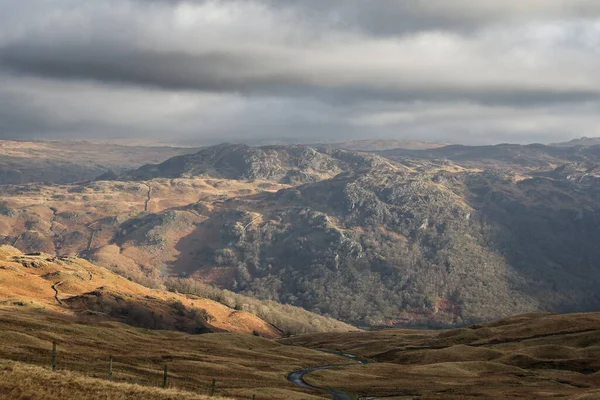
[113,143,391,184]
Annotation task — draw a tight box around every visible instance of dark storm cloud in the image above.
[3,34,598,107]
[0,0,599,144]
[2,43,598,107]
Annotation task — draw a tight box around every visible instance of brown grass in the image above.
[0,359,232,400]
[0,246,281,338]
[284,312,600,399]
[0,177,290,282]
[0,308,341,399]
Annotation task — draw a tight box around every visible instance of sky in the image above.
[0,0,599,145]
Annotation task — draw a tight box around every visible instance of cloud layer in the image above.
[0,0,599,144]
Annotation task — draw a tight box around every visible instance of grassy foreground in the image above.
[0,308,340,399]
[0,359,233,400]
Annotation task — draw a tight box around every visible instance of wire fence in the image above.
[23,341,262,399]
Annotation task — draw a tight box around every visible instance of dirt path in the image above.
[141,183,152,212]
[51,281,64,305]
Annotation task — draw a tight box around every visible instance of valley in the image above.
[1,300,599,399]
[2,2,598,398]
[1,139,600,399]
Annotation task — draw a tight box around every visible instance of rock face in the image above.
[117,143,388,183]
[181,166,526,327]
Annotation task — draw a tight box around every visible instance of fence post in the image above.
[108,356,113,381]
[163,365,168,388]
[209,378,216,396]
[51,341,57,371]
[252,395,256,400]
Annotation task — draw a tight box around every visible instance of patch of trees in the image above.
[164,278,355,335]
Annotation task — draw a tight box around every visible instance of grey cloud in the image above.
[2,37,599,107]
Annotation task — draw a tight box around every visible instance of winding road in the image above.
[287,353,368,400]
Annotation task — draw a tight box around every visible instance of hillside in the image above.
[0,307,346,399]
[2,143,600,328]
[282,312,600,399]
[0,246,354,336]
[177,162,600,326]
[0,140,198,185]
[2,306,599,399]
[0,245,280,337]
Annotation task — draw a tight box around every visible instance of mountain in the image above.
[315,139,448,151]
[173,161,600,326]
[0,140,199,185]
[2,143,600,328]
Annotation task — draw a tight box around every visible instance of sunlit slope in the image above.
[0,245,281,337]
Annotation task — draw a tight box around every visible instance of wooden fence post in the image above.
[252,395,256,400]
[108,356,113,381]
[163,365,168,388]
[209,378,216,396]
[51,341,57,371]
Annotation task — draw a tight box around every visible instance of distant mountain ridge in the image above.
[0,140,199,185]
[551,137,600,147]
[377,143,600,171]
[315,139,448,151]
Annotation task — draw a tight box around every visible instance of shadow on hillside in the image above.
[63,290,216,334]
[470,181,600,313]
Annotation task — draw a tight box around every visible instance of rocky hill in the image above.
[178,162,600,327]
[114,143,389,184]
[2,143,600,328]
